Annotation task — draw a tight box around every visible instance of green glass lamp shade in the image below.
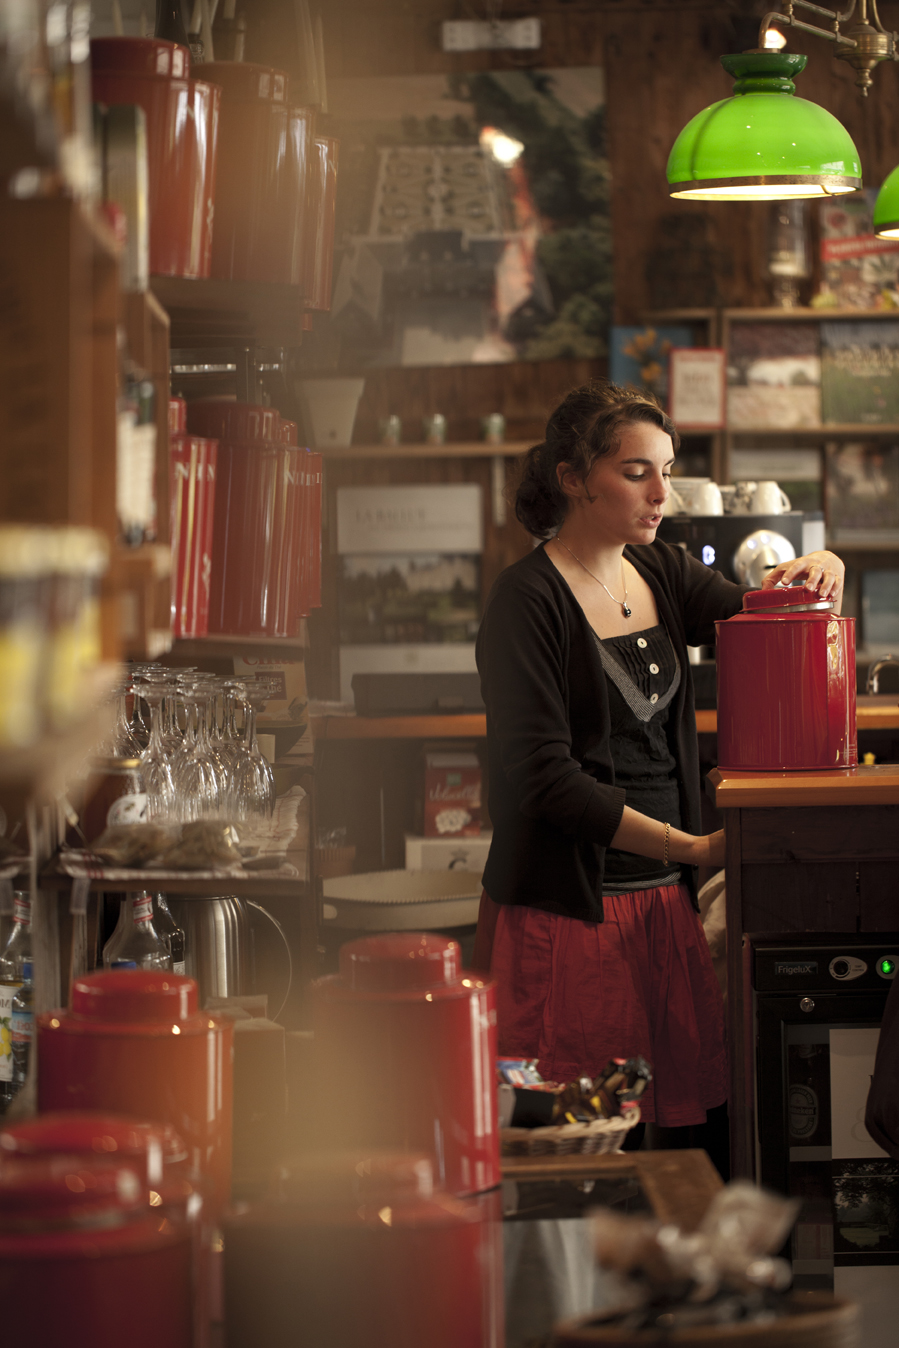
[874,163,899,238]
[667,52,862,201]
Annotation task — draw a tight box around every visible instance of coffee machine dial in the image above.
[733,530,796,589]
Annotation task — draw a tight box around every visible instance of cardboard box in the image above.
[405,832,492,878]
[423,751,481,837]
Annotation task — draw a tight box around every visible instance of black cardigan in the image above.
[476,540,748,922]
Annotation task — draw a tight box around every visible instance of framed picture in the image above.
[668,347,726,429]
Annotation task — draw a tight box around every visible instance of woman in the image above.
[474,382,844,1136]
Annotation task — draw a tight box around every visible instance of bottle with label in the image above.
[102,892,173,972]
[0,892,32,982]
[153,894,186,975]
[0,894,30,1113]
[11,961,33,1093]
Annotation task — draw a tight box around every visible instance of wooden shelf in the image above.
[167,627,308,661]
[149,275,306,348]
[40,855,309,900]
[728,424,899,437]
[323,440,531,460]
[725,307,899,322]
[312,713,487,740]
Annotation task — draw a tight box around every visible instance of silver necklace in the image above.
[555,538,632,618]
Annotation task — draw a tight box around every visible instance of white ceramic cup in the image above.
[751,480,791,515]
[692,481,723,515]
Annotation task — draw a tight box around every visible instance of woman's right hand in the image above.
[691,829,725,869]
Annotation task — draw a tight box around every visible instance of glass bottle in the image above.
[155,0,189,47]
[102,892,173,972]
[0,892,32,983]
[10,961,33,1094]
[153,894,186,975]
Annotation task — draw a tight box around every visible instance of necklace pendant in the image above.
[622,603,632,618]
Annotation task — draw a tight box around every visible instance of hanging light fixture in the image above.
[874,166,899,238]
[667,0,898,202]
[667,52,862,201]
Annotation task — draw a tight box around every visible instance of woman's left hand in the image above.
[761,550,845,613]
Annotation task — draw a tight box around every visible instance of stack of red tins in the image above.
[90,38,220,278]
[169,397,218,639]
[186,401,321,637]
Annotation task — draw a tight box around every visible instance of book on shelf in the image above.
[816,191,899,311]
[726,322,821,429]
[825,440,899,544]
[820,321,899,425]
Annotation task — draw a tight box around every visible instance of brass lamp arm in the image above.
[758,0,898,93]
[758,6,857,52]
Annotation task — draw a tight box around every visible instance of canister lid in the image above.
[280,420,299,445]
[193,61,284,102]
[338,932,460,991]
[742,586,834,614]
[0,1113,182,1184]
[90,36,189,79]
[186,399,280,444]
[69,970,198,1022]
[0,1155,144,1226]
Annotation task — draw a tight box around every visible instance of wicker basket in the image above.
[502,1111,638,1157]
[552,1292,859,1348]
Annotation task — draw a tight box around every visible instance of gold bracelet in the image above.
[663,821,670,868]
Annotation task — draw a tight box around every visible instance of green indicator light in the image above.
[877,957,897,979]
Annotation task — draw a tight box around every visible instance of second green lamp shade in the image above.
[874,163,899,237]
[668,52,862,201]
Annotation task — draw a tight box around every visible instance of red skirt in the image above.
[472,884,727,1128]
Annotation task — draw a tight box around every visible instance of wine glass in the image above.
[231,680,276,824]
[172,684,226,821]
[107,683,143,758]
[136,679,177,821]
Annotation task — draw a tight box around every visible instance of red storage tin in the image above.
[288,104,316,288]
[0,1155,193,1348]
[188,399,280,444]
[304,135,340,310]
[91,38,220,278]
[170,432,218,638]
[311,933,499,1197]
[194,62,295,283]
[37,971,233,1216]
[716,587,858,772]
[223,1152,503,1348]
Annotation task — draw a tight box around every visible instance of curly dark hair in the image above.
[514,381,680,539]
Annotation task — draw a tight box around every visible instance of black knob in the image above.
[832,959,850,978]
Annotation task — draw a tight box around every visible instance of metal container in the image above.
[170,432,218,639]
[0,1155,194,1348]
[716,587,857,772]
[90,38,220,279]
[166,895,250,1003]
[37,971,233,1215]
[223,1152,503,1348]
[311,932,499,1197]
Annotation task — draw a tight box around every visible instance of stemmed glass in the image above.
[136,679,177,821]
[107,683,143,758]
[172,683,226,820]
[231,679,276,824]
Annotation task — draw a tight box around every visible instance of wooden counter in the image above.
[714,762,899,1180]
[312,696,899,742]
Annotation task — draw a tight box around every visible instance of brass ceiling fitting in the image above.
[760,0,899,93]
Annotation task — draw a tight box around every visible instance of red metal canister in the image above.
[194,62,295,283]
[223,1152,503,1348]
[91,38,220,278]
[311,933,499,1197]
[0,1155,193,1348]
[716,587,858,772]
[37,971,233,1216]
[288,104,316,288]
[170,431,218,638]
[304,136,340,310]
